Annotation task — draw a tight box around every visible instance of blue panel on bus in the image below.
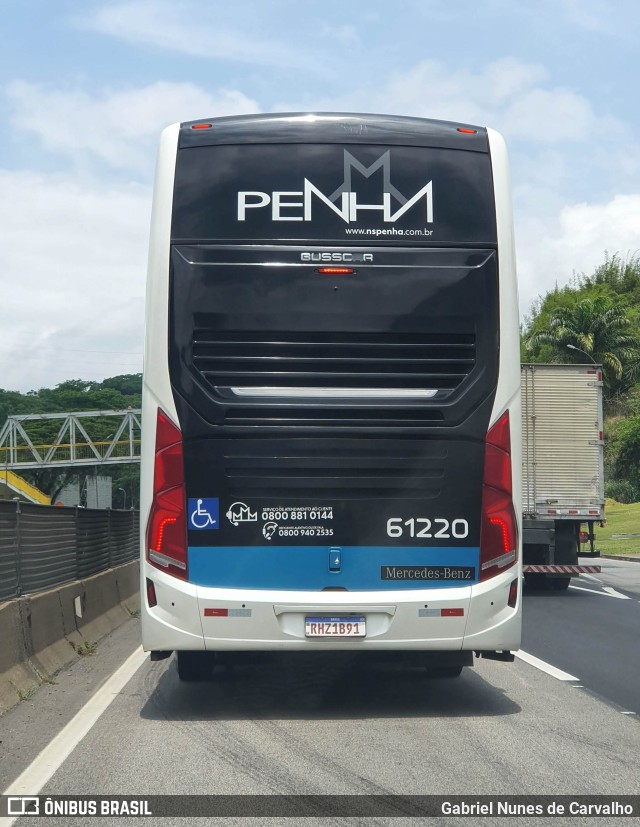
[188,546,480,590]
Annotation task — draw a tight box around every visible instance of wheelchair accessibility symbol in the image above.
[188,498,219,530]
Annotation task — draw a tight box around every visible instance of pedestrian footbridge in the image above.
[0,409,142,470]
[0,469,50,503]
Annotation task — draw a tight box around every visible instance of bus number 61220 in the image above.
[386,517,469,539]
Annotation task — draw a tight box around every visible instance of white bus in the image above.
[141,113,521,681]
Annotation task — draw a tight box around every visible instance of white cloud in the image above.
[555,0,617,33]
[1,77,260,390]
[6,80,260,172]
[0,170,150,391]
[76,0,309,67]
[517,193,640,314]
[277,56,622,144]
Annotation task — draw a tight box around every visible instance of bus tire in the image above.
[176,651,215,681]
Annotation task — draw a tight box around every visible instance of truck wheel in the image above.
[524,572,547,589]
[176,651,216,681]
[548,577,571,591]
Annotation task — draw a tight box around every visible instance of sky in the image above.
[1,0,639,392]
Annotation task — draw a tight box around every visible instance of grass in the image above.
[593,498,640,556]
[17,686,37,702]
[70,640,98,657]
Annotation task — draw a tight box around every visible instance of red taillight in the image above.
[146,578,157,608]
[316,267,354,274]
[479,412,517,581]
[146,409,188,580]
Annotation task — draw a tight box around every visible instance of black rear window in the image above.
[172,144,497,245]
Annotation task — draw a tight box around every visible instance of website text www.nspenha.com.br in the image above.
[344,226,434,237]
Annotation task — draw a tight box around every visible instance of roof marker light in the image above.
[191,123,212,130]
[317,267,354,275]
[457,127,477,134]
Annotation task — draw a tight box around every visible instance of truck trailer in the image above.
[521,363,604,589]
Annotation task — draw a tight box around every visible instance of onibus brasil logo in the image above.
[237,150,433,224]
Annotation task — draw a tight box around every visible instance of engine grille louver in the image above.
[222,439,446,499]
[191,329,475,427]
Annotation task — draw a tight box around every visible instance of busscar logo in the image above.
[300,252,373,263]
[238,150,433,225]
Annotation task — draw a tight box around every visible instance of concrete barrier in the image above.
[0,560,140,716]
[78,569,130,643]
[24,587,74,679]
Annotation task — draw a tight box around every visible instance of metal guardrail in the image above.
[0,500,139,601]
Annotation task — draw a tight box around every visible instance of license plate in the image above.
[305,616,366,637]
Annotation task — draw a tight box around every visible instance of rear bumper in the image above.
[142,564,521,653]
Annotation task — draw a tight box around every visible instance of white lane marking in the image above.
[580,572,602,583]
[620,711,637,715]
[569,584,630,600]
[0,646,147,827]
[515,650,579,682]
[602,586,632,600]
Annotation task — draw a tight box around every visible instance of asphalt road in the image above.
[522,556,640,714]
[1,560,639,825]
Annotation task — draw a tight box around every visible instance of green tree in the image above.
[605,414,640,502]
[583,252,640,306]
[525,297,640,400]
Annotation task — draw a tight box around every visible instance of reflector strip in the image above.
[418,608,465,617]
[149,549,186,570]
[542,508,602,516]
[203,608,253,617]
[523,565,601,574]
[481,549,516,571]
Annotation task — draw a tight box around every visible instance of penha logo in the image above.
[237,150,433,225]
[226,501,258,526]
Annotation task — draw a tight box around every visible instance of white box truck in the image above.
[521,363,604,589]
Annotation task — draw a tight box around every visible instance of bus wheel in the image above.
[548,577,571,591]
[427,665,464,679]
[176,651,215,681]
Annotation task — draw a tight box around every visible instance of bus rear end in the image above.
[141,113,521,679]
